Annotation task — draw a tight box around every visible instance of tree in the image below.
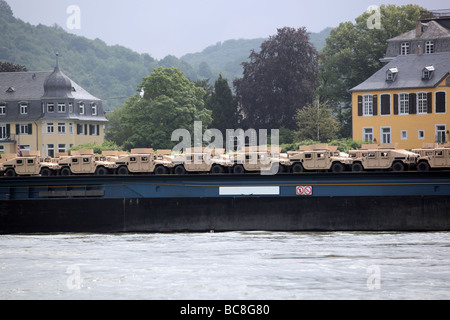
[295,101,338,142]
[207,75,240,133]
[0,61,27,72]
[319,4,427,107]
[234,27,319,130]
[106,67,212,150]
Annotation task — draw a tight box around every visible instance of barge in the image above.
[1,172,450,234]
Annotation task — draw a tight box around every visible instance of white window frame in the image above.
[363,95,373,116]
[418,130,425,140]
[79,103,85,115]
[91,103,97,116]
[400,42,410,55]
[69,123,74,134]
[47,123,54,134]
[436,124,447,144]
[417,92,428,114]
[19,124,29,135]
[0,125,6,139]
[20,102,28,115]
[57,123,66,134]
[363,127,374,143]
[0,103,5,115]
[401,130,408,140]
[47,103,54,113]
[399,93,409,115]
[425,41,434,54]
[58,144,67,153]
[58,103,66,113]
[381,127,391,144]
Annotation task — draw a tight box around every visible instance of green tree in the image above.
[106,67,212,150]
[0,61,27,72]
[295,101,338,142]
[234,27,319,130]
[207,75,239,133]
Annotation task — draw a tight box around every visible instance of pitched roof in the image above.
[0,70,100,101]
[350,52,450,92]
[388,20,450,42]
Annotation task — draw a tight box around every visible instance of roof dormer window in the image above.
[422,66,434,80]
[6,87,15,93]
[386,67,398,81]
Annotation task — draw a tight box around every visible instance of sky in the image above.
[7,0,450,60]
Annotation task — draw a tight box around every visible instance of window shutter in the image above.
[28,124,32,135]
[381,94,391,115]
[77,124,81,135]
[6,124,10,137]
[96,125,100,136]
[373,95,378,116]
[436,92,446,113]
[357,96,363,116]
[427,92,433,114]
[394,94,399,115]
[16,124,19,135]
[89,125,94,136]
[409,93,416,114]
[84,124,87,135]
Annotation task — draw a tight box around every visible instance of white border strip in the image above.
[219,186,280,196]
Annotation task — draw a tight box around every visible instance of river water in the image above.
[1,232,450,300]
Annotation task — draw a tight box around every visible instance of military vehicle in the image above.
[172,148,233,174]
[0,151,60,177]
[114,148,174,175]
[287,144,349,173]
[230,146,290,174]
[57,149,117,175]
[349,144,417,172]
[413,143,450,172]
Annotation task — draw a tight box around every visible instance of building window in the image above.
[0,103,5,115]
[89,124,100,136]
[399,93,409,115]
[47,144,55,158]
[425,41,434,54]
[401,130,408,140]
[69,103,73,113]
[363,127,374,142]
[418,130,425,140]
[47,103,54,113]
[47,123,54,134]
[69,123,74,134]
[436,92,446,114]
[58,123,66,134]
[381,127,391,144]
[58,144,66,153]
[436,125,447,144]
[400,42,410,55]
[0,125,7,140]
[417,93,428,114]
[58,103,66,113]
[20,102,28,115]
[19,124,30,135]
[79,103,85,115]
[92,103,97,116]
[363,95,373,116]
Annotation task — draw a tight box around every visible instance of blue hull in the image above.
[1,172,450,233]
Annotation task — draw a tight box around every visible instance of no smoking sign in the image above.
[296,186,313,196]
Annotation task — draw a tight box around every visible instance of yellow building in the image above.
[351,52,450,150]
[0,61,107,156]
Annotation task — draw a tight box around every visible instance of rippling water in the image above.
[1,232,450,300]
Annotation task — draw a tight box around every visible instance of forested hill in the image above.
[0,0,331,111]
[180,28,332,80]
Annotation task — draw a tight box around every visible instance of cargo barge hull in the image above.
[1,172,450,234]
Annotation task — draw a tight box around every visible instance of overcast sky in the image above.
[7,0,450,59]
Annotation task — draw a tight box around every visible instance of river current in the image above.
[1,232,449,300]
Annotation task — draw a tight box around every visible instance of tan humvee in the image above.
[114,148,174,175]
[287,144,349,173]
[349,144,417,172]
[230,146,290,174]
[413,143,450,171]
[102,150,128,162]
[57,149,117,175]
[0,151,60,177]
[172,147,233,174]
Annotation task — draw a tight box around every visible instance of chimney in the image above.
[416,21,423,37]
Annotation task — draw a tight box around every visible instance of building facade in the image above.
[0,61,107,156]
[351,52,450,150]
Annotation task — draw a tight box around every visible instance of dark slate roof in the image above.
[350,52,450,92]
[388,20,450,42]
[0,69,99,101]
